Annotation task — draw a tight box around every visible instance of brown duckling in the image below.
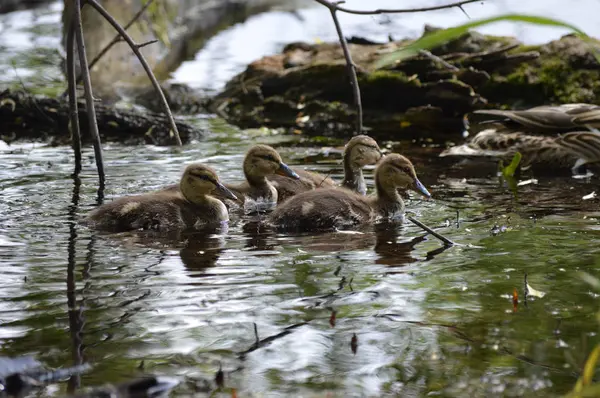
[217,144,299,208]
[268,135,383,202]
[160,145,299,211]
[86,163,237,232]
[269,153,431,232]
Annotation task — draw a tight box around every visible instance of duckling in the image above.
[269,153,431,231]
[268,135,383,202]
[160,145,299,210]
[86,163,237,232]
[442,104,600,173]
[215,144,299,208]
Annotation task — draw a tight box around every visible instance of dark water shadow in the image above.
[67,174,84,394]
[179,231,226,276]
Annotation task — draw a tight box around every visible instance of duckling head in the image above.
[244,144,300,182]
[180,163,238,203]
[375,153,431,198]
[344,135,383,169]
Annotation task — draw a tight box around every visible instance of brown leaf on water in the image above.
[351,333,358,355]
[512,288,518,312]
[231,388,237,398]
[215,365,224,389]
[329,310,337,328]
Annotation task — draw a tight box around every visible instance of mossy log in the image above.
[210,28,600,140]
[0,89,204,145]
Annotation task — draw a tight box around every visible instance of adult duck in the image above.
[442,104,600,172]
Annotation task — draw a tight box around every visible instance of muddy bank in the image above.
[209,29,600,140]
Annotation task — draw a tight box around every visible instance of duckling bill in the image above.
[85,163,237,232]
[269,153,430,232]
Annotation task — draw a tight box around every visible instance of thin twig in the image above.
[85,0,154,84]
[313,0,483,15]
[136,39,158,49]
[408,216,455,247]
[66,18,82,176]
[315,0,362,134]
[74,0,105,188]
[61,0,155,99]
[86,0,182,146]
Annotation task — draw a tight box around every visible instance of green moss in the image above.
[481,52,600,106]
[510,44,542,54]
[536,58,600,103]
[360,70,419,85]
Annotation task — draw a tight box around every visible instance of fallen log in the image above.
[0,89,205,145]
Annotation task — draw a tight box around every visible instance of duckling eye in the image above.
[193,173,215,183]
[260,155,279,163]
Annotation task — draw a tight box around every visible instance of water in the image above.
[2,1,600,396]
[2,129,600,396]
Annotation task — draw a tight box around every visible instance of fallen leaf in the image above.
[526,282,546,298]
[583,191,596,200]
[517,178,538,186]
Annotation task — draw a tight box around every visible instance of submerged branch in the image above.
[74,0,105,188]
[85,0,183,146]
[407,216,456,247]
[66,19,82,176]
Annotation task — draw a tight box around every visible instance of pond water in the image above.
[2,129,600,397]
[2,1,600,397]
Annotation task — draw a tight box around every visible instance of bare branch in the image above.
[313,0,483,15]
[66,18,82,176]
[135,39,158,49]
[314,1,363,134]
[330,8,362,134]
[86,0,183,146]
[61,0,155,99]
[86,0,155,76]
[74,0,105,188]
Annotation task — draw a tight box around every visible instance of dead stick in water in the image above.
[74,0,105,188]
[65,18,81,176]
[408,216,455,247]
[85,0,183,146]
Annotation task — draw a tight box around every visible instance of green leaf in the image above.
[572,344,600,395]
[374,14,600,69]
[502,152,522,178]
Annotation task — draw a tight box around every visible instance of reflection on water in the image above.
[2,133,600,396]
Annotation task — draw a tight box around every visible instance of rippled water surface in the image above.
[2,128,600,397]
[3,0,600,396]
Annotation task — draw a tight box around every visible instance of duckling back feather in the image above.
[269,188,373,231]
